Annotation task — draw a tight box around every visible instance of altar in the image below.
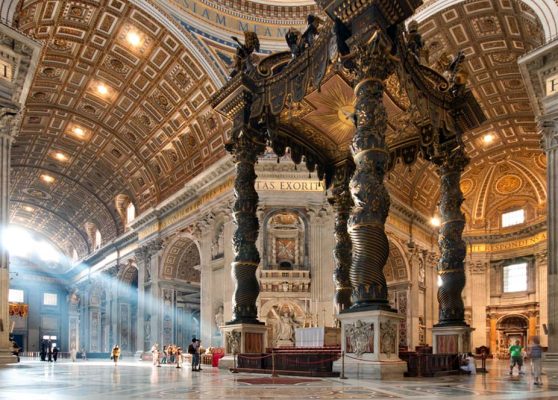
[295,327,341,347]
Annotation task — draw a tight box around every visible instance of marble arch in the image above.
[160,235,201,282]
[385,239,411,285]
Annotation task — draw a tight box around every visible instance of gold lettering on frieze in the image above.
[159,178,235,231]
[470,231,546,253]
[547,74,558,97]
[138,222,160,241]
[255,179,325,192]
[168,0,305,40]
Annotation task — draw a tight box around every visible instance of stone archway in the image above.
[496,314,529,357]
[116,262,138,353]
[159,236,201,348]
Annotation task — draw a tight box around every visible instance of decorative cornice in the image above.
[464,220,547,244]
[130,156,235,231]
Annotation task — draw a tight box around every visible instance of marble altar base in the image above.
[432,325,474,354]
[221,323,267,355]
[334,309,406,379]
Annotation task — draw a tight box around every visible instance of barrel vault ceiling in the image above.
[6,0,554,260]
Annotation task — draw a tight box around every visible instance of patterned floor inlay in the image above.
[1,359,558,399]
[236,377,320,384]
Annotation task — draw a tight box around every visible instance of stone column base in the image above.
[336,309,406,379]
[432,325,474,354]
[221,323,268,355]
[0,349,17,366]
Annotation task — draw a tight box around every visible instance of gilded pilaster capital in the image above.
[538,118,558,152]
[0,107,21,141]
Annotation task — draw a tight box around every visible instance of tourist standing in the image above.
[151,343,161,367]
[52,346,59,362]
[176,347,183,369]
[161,345,167,364]
[81,347,87,361]
[509,340,525,375]
[112,345,121,366]
[528,336,543,385]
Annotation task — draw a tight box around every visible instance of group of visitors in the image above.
[459,336,544,385]
[508,336,543,385]
[39,339,59,362]
[150,338,201,371]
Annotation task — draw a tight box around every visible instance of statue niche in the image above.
[264,211,307,271]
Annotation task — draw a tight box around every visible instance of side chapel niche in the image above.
[260,210,311,348]
[264,211,308,270]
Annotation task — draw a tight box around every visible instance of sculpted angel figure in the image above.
[230,31,260,77]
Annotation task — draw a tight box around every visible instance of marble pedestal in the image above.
[334,309,406,379]
[432,325,473,354]
[221,323,267,355]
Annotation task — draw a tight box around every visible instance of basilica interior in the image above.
[1,0,558,397]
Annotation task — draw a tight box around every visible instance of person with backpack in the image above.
[188,338,201,371]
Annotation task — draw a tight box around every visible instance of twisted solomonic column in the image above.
[227,132,265,324]
[331,161,353,313]
[434,147,469,326]
[346,36,394,311]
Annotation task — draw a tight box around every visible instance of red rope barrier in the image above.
[285,356,341,365]
[237,354,273,360]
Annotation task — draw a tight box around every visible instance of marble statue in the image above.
[214,305,224,335]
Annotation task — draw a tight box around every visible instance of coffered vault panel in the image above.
[385,0,548,230]
[9,0,228,257]
[6,0,554,258]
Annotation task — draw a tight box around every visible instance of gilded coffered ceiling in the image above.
[387,0,551,234]
[6,0,557,259]
[9,0,229,257]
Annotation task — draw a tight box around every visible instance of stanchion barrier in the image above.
[340,351,347,379]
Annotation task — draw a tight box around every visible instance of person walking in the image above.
[70,346,77,362]
[111,345,121,366]
[528,336,543,385]
[52,346,59,362]
[151,343,161,367]
[509,340,525,376]
[176,347,183,369]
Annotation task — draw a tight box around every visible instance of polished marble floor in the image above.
[1,358,558,399]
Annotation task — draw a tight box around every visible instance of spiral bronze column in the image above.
[227,132,265,325]
[330,161,354,313]
[346,38,394,312]
[433,147,469,326]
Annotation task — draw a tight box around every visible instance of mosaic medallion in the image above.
[495,174,522,194]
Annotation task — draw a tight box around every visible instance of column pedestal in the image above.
[335,310,406,379]
[432,325,474,354]
[219,323,267,369]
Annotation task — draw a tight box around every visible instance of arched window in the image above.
[126,202,136,223]
[95,229,102,250]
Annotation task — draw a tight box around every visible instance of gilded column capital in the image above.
[539,118,558,152]
[0,107,21,141]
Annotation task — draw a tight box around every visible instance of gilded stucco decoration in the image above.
[9,0,228,257]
